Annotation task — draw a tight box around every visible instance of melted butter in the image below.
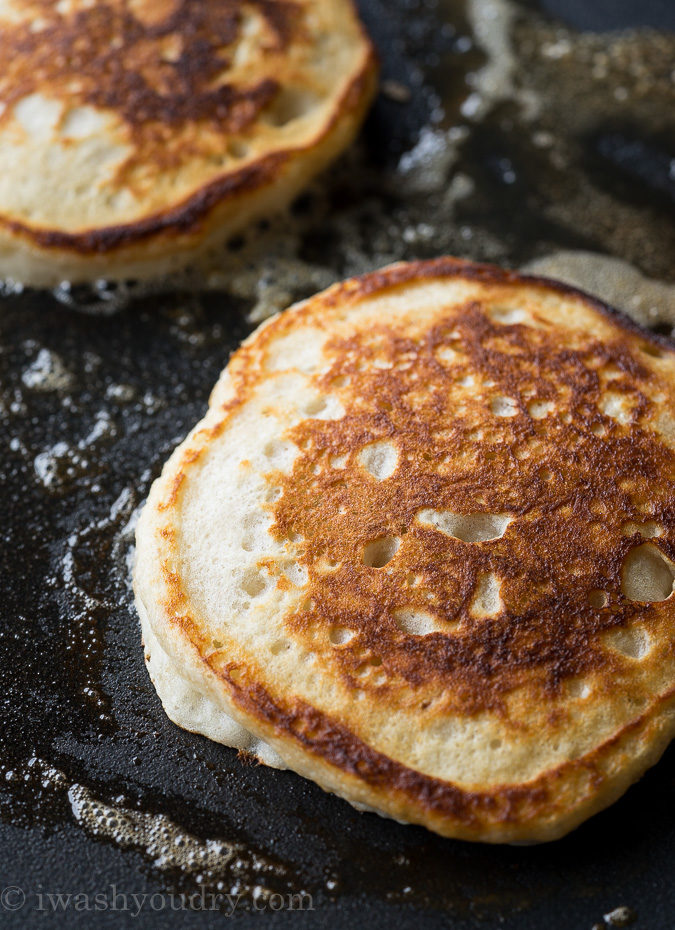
[523,250,675,333]
[68,782,289,899]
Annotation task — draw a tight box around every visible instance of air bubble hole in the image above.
[363,536,401,568]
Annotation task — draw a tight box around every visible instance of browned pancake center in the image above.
[270,302,675,714]
[1,0,299,183]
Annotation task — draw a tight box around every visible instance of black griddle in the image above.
[1,1,675,927]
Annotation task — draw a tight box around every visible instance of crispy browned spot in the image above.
[0,0,298,184]
[270,301,674,714]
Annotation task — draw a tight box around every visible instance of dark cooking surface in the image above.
[1,1,674,928]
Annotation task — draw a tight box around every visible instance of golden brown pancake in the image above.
[134,257,675,843]
[0,0,376,284]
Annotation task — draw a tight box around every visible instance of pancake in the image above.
[133,257,675,843]
[0,0,376,285]
[139,598,286,768]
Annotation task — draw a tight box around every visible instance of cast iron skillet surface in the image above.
[1,1,674,927]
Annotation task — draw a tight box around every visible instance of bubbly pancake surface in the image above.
[0,0,376,282]
[134,258,675,843]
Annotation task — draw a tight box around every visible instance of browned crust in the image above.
[0,0,377,255]
[219,663,675,839]
[145,258,675,842]
[2,151,288,253]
